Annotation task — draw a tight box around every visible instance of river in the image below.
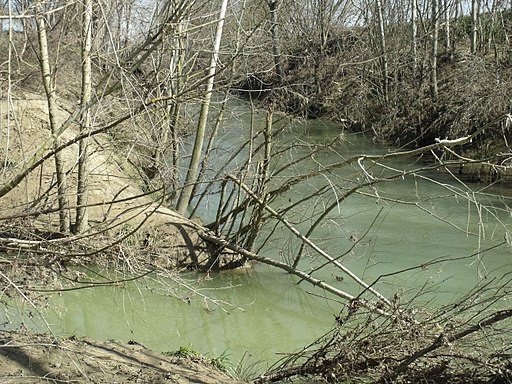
[5,98,512,372]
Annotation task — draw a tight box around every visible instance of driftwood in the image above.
[254,308,512,383]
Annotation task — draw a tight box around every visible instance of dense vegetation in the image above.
[234,4,512,177]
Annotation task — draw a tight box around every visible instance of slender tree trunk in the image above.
[170,14,188,203]
[411,0,418,78]
[471,0,479,53]
[267,0,284,81]
[35,0,70,233]
[430,0,439,101]
[155,12,187,204]
[75,0,93,233]
[484,0,496,55]
[176,0,229,215]
[443,0,451,51]
[375,0,388,103]
[245,109,272,251]
[168,101,181,203]
[116,0,123,50]
[124,0,133,49]
[3,0,13,175]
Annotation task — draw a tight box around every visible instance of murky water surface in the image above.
[4,100,512,368]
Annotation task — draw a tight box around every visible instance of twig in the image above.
[390,309,512,377]
[227,173,392,308]
[198,228,389,316]
[27,268,155,292]
[0,270,55,336]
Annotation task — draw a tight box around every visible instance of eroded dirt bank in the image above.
[0,93,250,382]
[0,330,247,383]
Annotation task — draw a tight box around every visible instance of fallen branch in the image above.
[226,174,391,308]
[197,224,390,317]
[389,309,512,377]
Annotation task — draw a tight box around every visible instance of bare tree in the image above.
[411,0,418,75]
[430,0,439,101]
[34,0,70,233]
[267,0,284,80]
[471,0,479,53]
[176,0,230,215]
[375,0,389,103]
[75,0,93,233]
[443,0,452,50]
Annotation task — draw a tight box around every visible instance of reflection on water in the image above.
[31,265,335,366]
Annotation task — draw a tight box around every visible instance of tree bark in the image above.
[35,0,70,233]
[471,0,479,53]
[176,0,229,215]
[430,0,439,101]
[375,0,389,103]
[267,0,284,81]
[411,0,418,77]
[244,109,273,251]
[443,0,451,51]
[75,0,93,233]
[154,5,188,204]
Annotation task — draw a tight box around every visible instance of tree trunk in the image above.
[35,0,70,233]
[430,0,439,101]
[443,0,451,51]
[471,0,479,53]
[175,0,229,215]
[411,0,418,77]
[75,0,93,233]
[267,0,284,81]
[155,10,188,205]
[244,109,273,251]
[375,0,389,103]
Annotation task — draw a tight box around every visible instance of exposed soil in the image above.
[0,93,249,383]
[0,330,246,383]
[0,91,203,255]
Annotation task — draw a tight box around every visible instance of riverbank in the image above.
[2,91,512,384]
[0,330,246,383]
[0,92,248,383]
[235,28,512,184]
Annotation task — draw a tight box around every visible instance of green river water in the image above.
[3,99,512,371]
